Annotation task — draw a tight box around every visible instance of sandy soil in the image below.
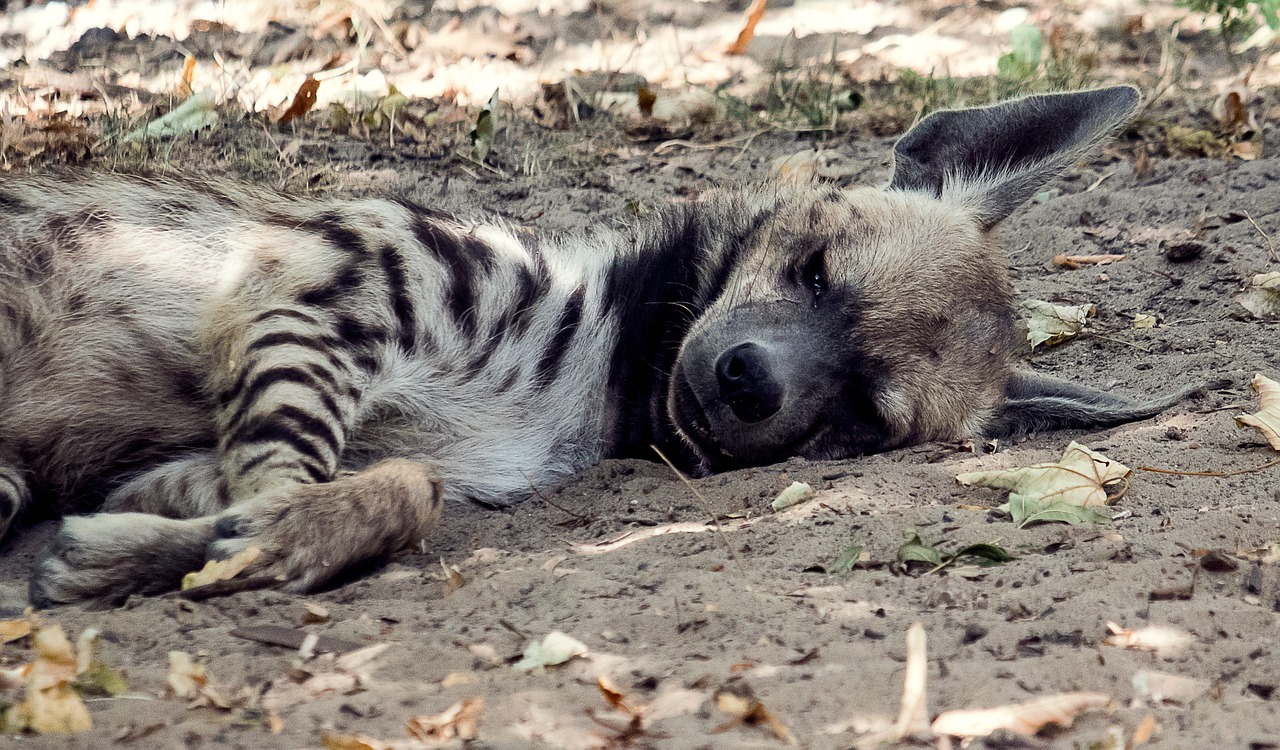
[2,2,1280,749]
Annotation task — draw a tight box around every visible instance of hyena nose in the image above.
[715,342,783,423]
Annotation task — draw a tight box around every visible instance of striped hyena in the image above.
[0,86,1179,605]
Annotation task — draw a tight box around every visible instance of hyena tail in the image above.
[983,371,1220,439]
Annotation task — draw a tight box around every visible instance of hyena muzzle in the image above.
[0,85,1187,606]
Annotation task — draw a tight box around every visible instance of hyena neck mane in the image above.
[596,201,754,471]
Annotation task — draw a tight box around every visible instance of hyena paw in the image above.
[208,459,444,593]
[30,514,216,607]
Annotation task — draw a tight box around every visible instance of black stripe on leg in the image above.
[533,284,586,390]
[243,331,346,356]
[226,410,337,468]
[378,245,418,351]
[222,366,345,431]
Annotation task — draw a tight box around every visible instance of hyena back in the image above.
[0,85,1178,605]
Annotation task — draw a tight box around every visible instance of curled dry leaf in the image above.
[406,698,484,742]
[181,545,263,590]
[1020,299,1094,348]
[956,442,1128,527]
[1237,272,1280,318]
[1102,622,1192,657]
[440,559,466,596]
[1235,373,1280,450]
[1212,84,1259,133]
[931,692,1112,738]
[513,631,588,671]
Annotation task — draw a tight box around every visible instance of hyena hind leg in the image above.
[101,453,226,518]
[0,467,31,543]
[30,513,218,607]
[209,459,443,593]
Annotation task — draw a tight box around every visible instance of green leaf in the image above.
[1262,0,1280,29]
[953,542,1014,564]
[897,530,944,566]
[825,544,864,574]
[469,88,499,164]
[1009,23,1043,68]
[1011,494,1111,528]
[74,662,129,697]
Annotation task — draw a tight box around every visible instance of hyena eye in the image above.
[799,251,827,300]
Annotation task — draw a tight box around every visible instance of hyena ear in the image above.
[983,369,1193,438]
[888,86,1140,229]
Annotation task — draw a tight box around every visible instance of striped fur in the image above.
[0,87,1176,605]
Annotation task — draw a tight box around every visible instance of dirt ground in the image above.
[2,1,1280,749]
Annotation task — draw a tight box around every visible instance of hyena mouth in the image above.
[669,369,733,464]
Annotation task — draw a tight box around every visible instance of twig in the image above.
[1136,456,1280,478]
[1085,170,1116,192]
[650,445,744,577]
[175,574,280,601]
[520,468,588,520]
[1242,209,1279,262]
[1086,331,1151,353]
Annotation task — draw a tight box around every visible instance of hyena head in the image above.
[670,86,1152,470]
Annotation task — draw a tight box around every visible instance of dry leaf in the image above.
[440,559,466,596]
[9,625,93,734]
[167,651,207,699]
[1102,622,1192,657]
[181,545,262,590]
[715,686,796,745]
[323,734,386,750]
[1236,373,1280,450]
[1212,84,1259,133]
[892,623,929,739]
[513,632,588,671]
[1132,670,1209,704]
[771,481,815,511]
[931,692,1111,738]
[303,602,330,624]
[276,77,320,125]
[406,698,483,742]
[1232,140,1262,160]
[1052,253,1125,269]
[1237,272,1280,317]
[0,617,34,645]
[124,90,219,141]
[1133,313,1158,329]
[726,0,767,55]
[1020,299,1094,348]
[771,152,822,184]
[1132,714,1158,746]
[956,442,1129,527]
[177,56,196,97]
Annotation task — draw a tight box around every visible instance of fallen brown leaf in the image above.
[8,625,93,734]
[1102,622,1192,657]
[277,77,321,125]
[726,0,767,55]
[1132,714,1158,746]
[714,681,796,745]
[406,698,483,742]
[181,545,262,590]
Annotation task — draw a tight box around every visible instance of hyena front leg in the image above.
[209,458,442,592]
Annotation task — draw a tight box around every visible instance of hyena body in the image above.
[0,86,1179,605]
